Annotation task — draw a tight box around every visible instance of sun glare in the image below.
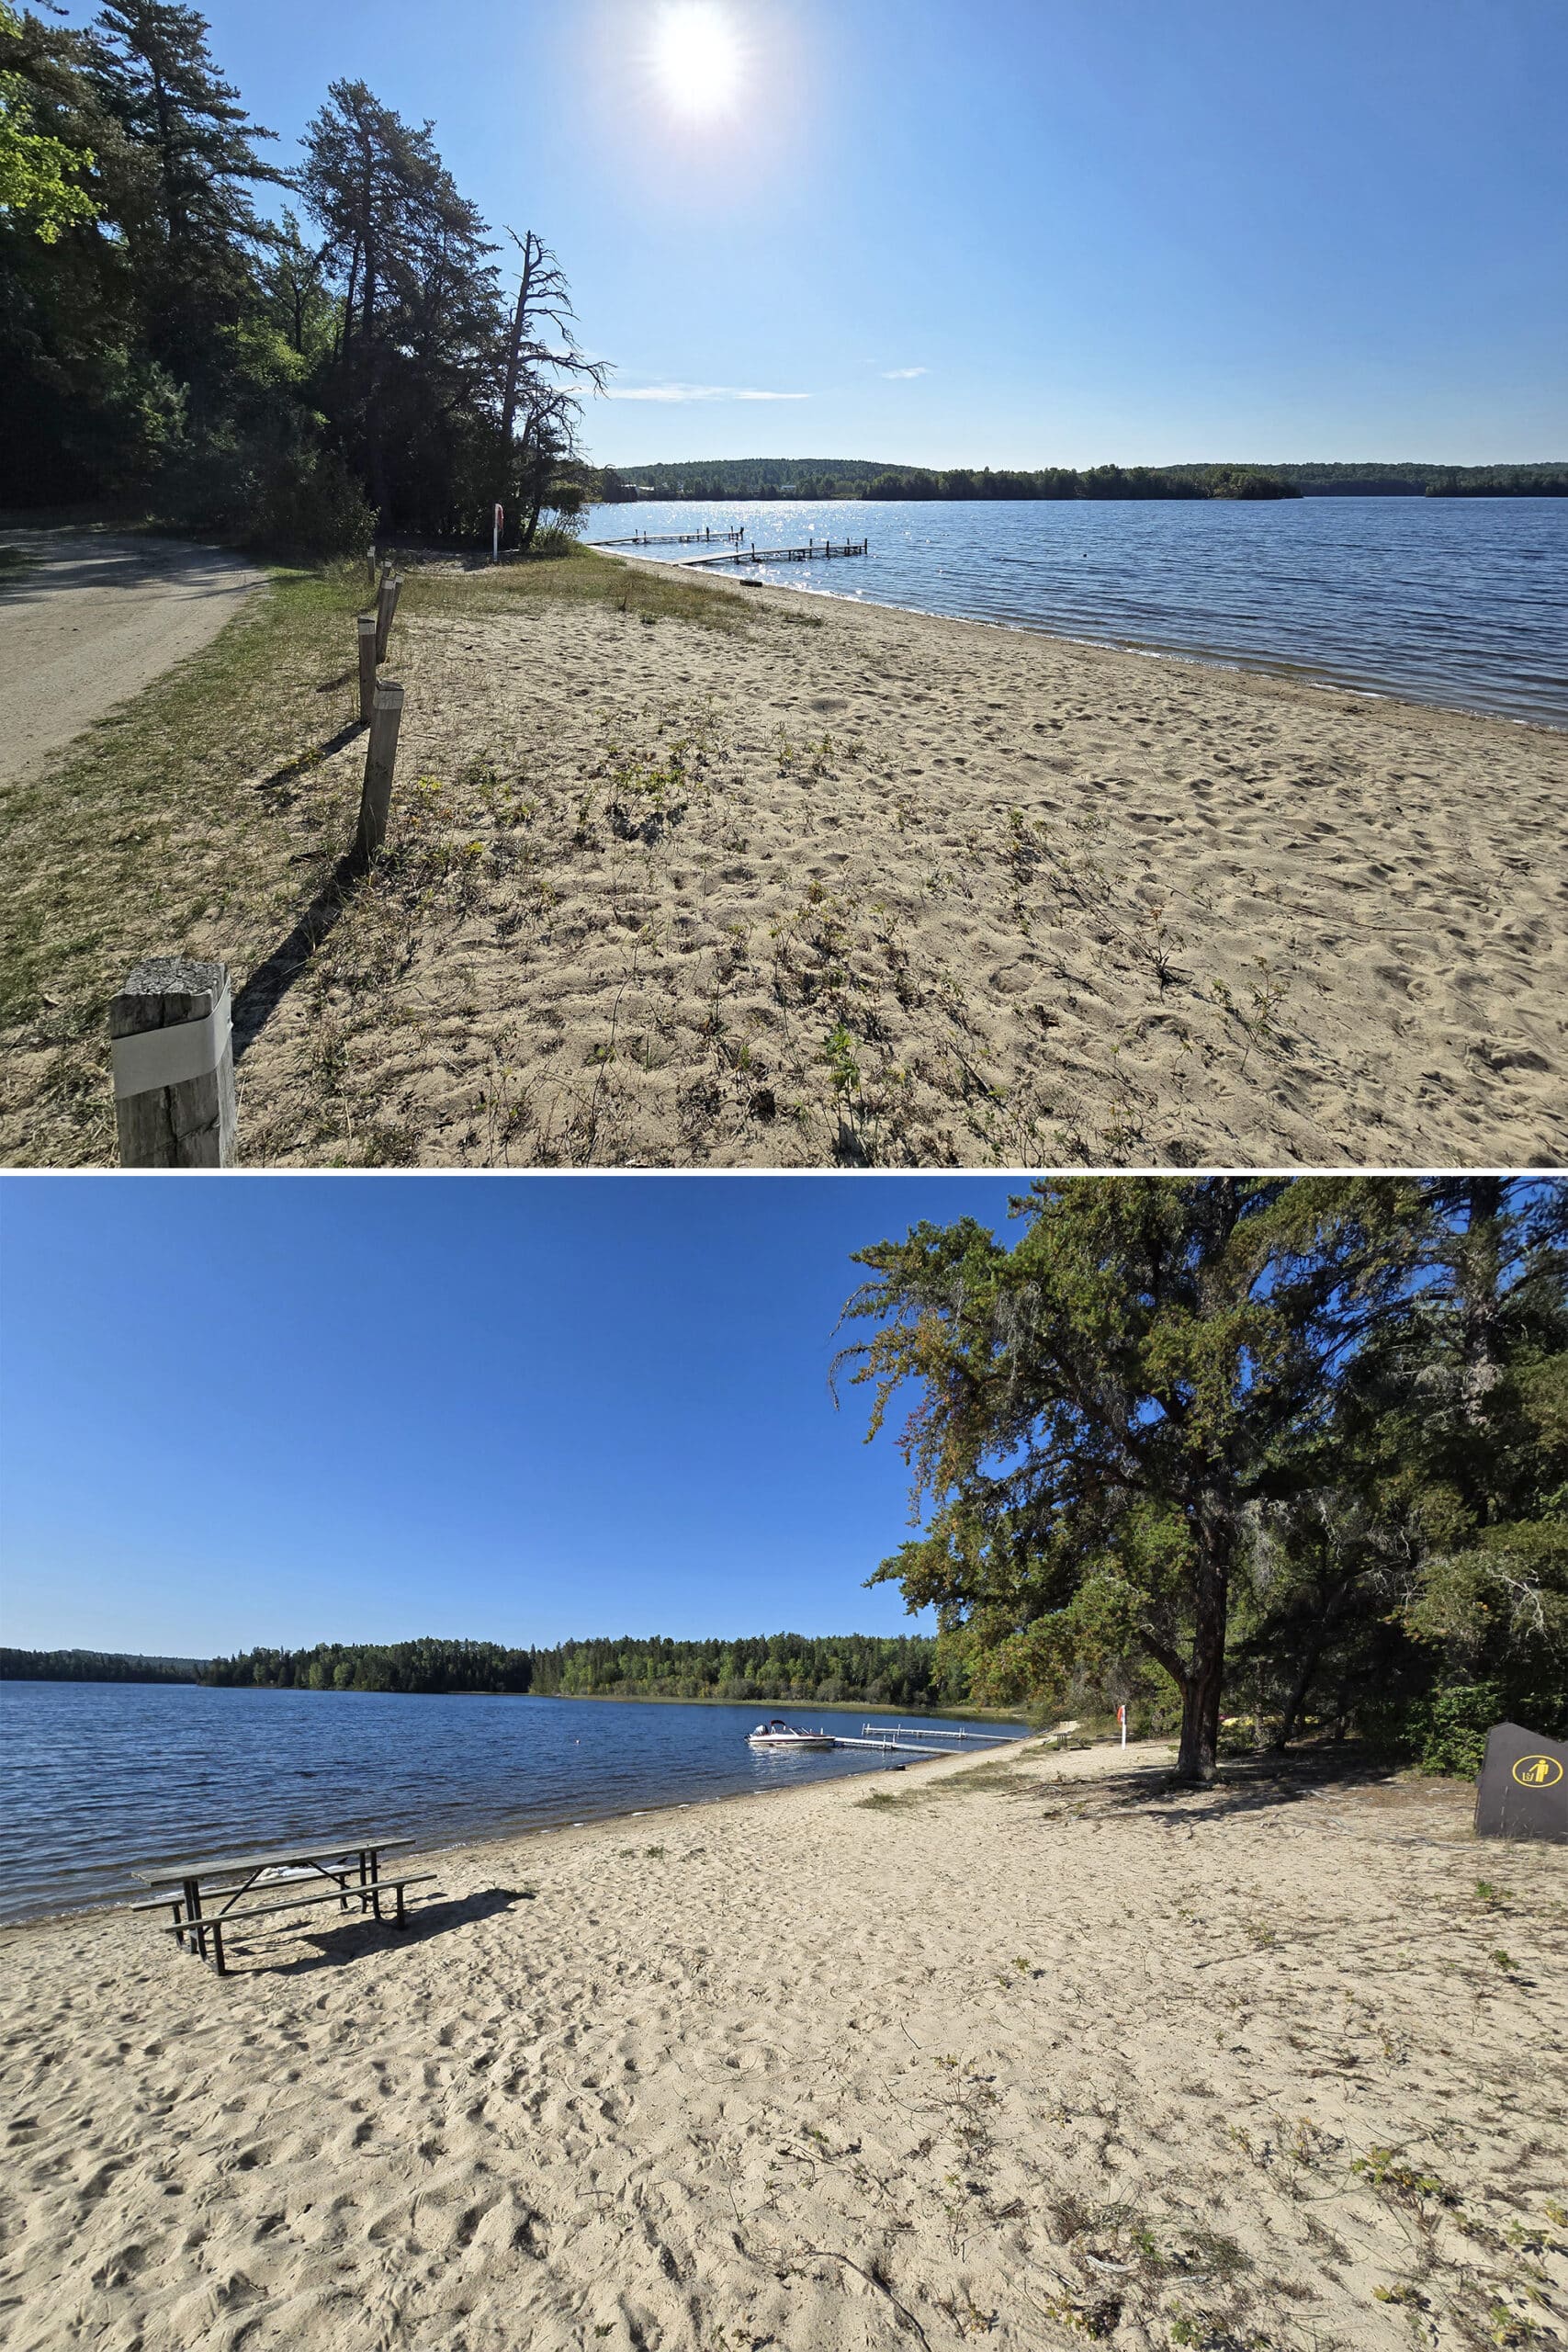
[651,2,742,118]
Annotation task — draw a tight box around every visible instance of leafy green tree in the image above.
[0,0,97,241]
[299,77,503,532]
[89,1,281,396]
[839,1177,1425,1781]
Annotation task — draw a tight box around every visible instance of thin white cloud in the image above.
[605,382,810,403]
[881,366,929,379]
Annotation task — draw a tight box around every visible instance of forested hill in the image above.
[0,1648,204,1682]
[610,457,1567,501]
[3,1634,964,1708]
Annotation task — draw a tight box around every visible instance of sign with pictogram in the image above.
[1474,1721,1568,1843]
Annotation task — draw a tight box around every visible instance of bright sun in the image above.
[651,2,742,118]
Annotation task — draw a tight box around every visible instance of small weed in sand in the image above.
[1351,2148,1461,2209]
[1206,955,1292,1072]
[1489,1948,1521,1973]
[642,1844,665,1860]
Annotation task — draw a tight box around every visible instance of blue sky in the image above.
[0,1176,1022,1657]
[57,0,1568,467]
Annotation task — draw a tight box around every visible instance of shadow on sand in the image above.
[250,1886,533,1978]
[1045,1744,1456,1830]
[231,722,380,1055]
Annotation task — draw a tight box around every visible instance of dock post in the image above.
[109,957,237,1168]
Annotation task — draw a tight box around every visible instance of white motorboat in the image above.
[748,1718,838,1751]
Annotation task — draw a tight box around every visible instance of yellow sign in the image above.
[1511,1755,1563,1789]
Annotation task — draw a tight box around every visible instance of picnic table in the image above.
[130,1834,437,1975]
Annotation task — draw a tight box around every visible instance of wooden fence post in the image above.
[374,571,401,663]
[366,544,377,587]
[355,681,405,865]
[109,957,237,1169]
[356,612,378,724]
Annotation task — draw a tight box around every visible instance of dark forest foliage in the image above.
[842,1176,1567,1782]
[201,1631,961,1705]
[0,1646,204,1680]
[6,1633,966,1708]
[0,2,604,547]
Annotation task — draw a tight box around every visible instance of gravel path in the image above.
[0,527,265,787]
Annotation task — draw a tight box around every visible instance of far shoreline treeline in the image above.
[601,457,1568,503]
[0,1634,967,1709]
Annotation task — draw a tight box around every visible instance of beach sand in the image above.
[2,1738,1564,2350]
[227,565,1566,1169]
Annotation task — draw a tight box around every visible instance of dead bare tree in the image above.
[498,228,611,544]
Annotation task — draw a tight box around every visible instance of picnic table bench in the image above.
[129,1834,437,1975]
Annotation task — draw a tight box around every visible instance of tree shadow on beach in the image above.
[247,1885,532,1978]
[1034,1744,1463,1831]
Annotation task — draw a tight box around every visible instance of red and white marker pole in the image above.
[492,503,504,564]
[1118,1703,1127,1747]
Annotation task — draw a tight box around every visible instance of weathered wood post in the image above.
[374,571,401,663]
[356,612,378,724]
[366,544,377,587]
[354,680,404,865]
[109,957,237,1168]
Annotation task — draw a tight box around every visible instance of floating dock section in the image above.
[828,1722,1019,1757]
[588,526,748,548]
[684,537,869,569]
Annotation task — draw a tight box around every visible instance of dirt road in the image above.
[0,527,265,786]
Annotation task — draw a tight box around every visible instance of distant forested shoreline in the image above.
[1,1634,966,1708]
[604,457,1568,503]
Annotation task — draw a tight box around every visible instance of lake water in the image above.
[583,495,1568,727]
[0,1682,1023,1922]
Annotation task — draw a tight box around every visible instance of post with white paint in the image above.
[109,957,236,1168]
[366,544,378,587]
[354,680,405,866]
[1118,1703,1127,1747]
[492,502,504,564]
[356,612,378,725]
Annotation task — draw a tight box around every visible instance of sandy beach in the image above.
[231,564,1566,1169]
[2,1737,1563,2350]
[3,555,1564,1169]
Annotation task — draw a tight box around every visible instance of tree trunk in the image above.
[1457,1174,1505,1434]
[1174,1506,1232,1781]
[1272,1639,1323,1752]
[500,232,537,454]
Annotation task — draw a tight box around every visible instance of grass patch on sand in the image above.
[0,545,39,586]
[0,548,746,1166]
[855,1758,1026,1812]
[414,544,753,635]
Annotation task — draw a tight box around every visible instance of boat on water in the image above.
[748,1718,838,1751]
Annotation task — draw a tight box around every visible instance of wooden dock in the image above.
[587,526,747,548]
[683,537,869,568]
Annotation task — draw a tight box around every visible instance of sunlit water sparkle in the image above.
[584,495,1568,726]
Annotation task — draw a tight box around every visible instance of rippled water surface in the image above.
[0,1682,1022,1921]
[585,496,1568,725]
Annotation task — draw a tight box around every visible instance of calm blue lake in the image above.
[583,495,1568,727]
[0,1682,1022,1922]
